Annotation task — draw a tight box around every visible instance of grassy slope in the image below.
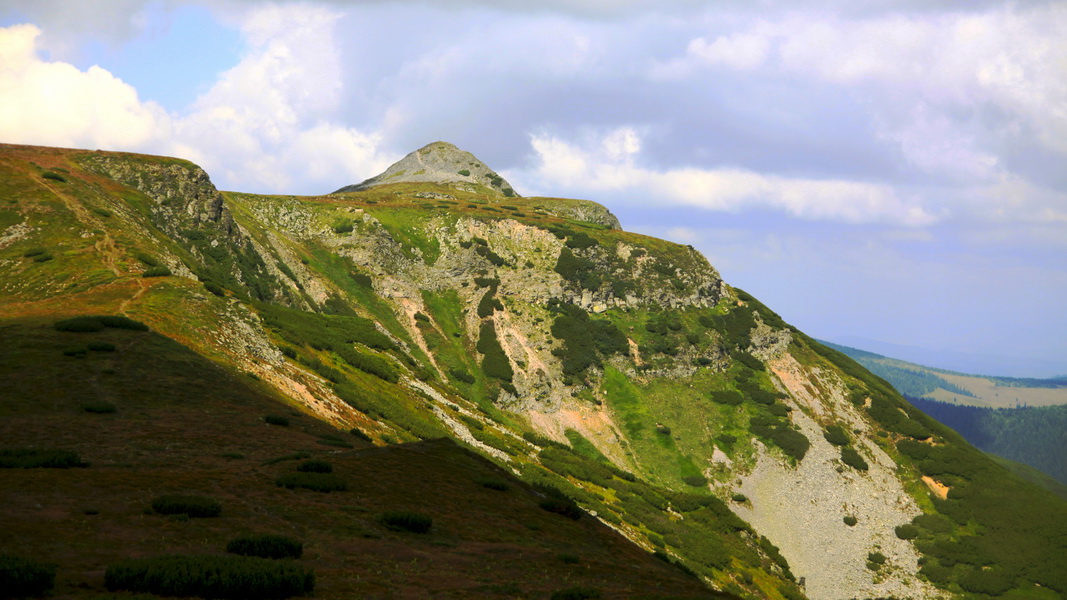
[5,144,1067,600]
[0,320,725,600]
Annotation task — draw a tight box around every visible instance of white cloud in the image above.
[687,31,770,70]
[526,129,936,226]
[0,24,170,150]
[0,8,394,194]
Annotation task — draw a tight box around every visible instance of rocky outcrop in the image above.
[335,141,519,197]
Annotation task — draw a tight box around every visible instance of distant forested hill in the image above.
[906,397,1067,486]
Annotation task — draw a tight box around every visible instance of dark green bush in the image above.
[380,511,432,533]
[105,554,314,599]
[710,390,743,406]
[448,368,475,384]
[895,524,920,540]
[88,341,116,352]
[477,322,513,382]
[82,401,117,414]
[0,554,55,598]
[151,494,221,518]
[457,169,470,176]
[42,170,66,182]
[0,448,85,468]
[142,266,172,277]
[204,281,226,296]
[63,346,87,357]
[226,534,303,559]
[22,247,47,257]
[265,414,290,426]
[349,427,372,442]
[731,493,748,503]
[134,252,160,267]
[54,316,105,332]
[868,552,887,566]
[551,587,601,600]
[558,553,580,564]
[296,460,332,473]
[475,477,509,491]
[844,515,858,526]
[536,492,584,520]
[840,446,869,471]
[823,425,849,446]
[32,253,54,262]
[333,220,354,234]
[682,475,707,487]
[957,567,1013,595]
[275,472,347,493]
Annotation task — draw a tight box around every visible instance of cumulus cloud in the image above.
[0,7,393,193]
[525,128,936,226]
[0,24,170,150]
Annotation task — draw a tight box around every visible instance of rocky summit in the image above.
[335,141,520,197]
[1,141,1066,600]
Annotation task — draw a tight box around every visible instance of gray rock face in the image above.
[335,141,519,197]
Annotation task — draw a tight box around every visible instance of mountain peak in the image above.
[335,141,519,197]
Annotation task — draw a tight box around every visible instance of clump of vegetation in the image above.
[894,524,919,540]
[226,534,303,559]
[710,390,743,406]
[475,477,509,491]
[533,482,583,520]
[823,425,850,446]
[0,448,86,469]
[81,401,117,414]
[262,451,311,466]
[448,367,475,384]
[54,315,149,333]
[204,281,226,296]
[844,515,858,527]
[88,341,116,352]
[105,554,314,599]
[477,322,513,382]
[150,494,221,518]
[142,266,172,277]
[457,169,470,176]
[41,170,67,182]
[0,554,56,598]
[840,446,869,471]
[550,587,601,600]
[264,414,290,426]
[296,459,332,473]
[867,551,887,570]
[380,511,433,533]
[275,472,347,493]
[548,300,627,378]
[332,219,354,234]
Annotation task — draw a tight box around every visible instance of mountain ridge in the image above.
[2,142,1066,600]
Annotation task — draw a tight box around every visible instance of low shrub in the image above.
[105,554,314,599]
[54,317,105,333]
[226,534,303,559]
[867,552,887,570]
[134,252,160,267]
[558,553,580,564]
[0,554,55,598]
[150,494,221,518]
[731,493,748,503]
[475,477,509,491]
[895,524,920,540]
[275,473,347,493]
[262,451,311,465]
[551,587,601,600]
[349,427,372,442]
[204,281,226,297]
[844,515,858,527]
[840,447,869,471]
[88,341,116,352]
[457,169,470,176]
[82,401,117,414]
[380,511,432,533]
[823,425,850,446]
[448,367,475,384]
[42,171,66,182]
[264,414,290,426]
[63,347,87,357]
[682,475,707,487]
[142,266,172,277]
[296,460,332,473]
[0,448,86,469]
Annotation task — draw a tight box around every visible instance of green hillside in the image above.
[2,142,1066,600]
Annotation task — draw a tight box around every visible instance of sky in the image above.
[1,1,1065,377]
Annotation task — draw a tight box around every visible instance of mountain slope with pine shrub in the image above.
[2,141,1065,600]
